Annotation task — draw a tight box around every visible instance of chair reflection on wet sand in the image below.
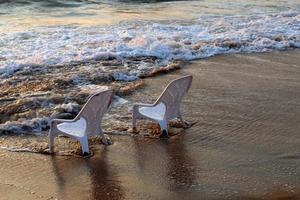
[130,135,198,199]
[132,75,193,137]
[49,89,114,155]
[51,148,123,200]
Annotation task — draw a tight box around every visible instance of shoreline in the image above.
[0,49,300,199]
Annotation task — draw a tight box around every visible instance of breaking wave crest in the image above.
[0,11,300,78]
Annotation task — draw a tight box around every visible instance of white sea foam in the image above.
[0,11,299,78]
[78,84,109,93]
[112,96,128,107]
[113,72,138,82]
[0,117,50,135]
[55,103,80,113]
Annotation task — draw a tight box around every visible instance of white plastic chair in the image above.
[132,75,193,137]
[49,89,114,155]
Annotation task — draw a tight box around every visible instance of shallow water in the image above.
[1,1,300,75]
[0,51,300,199]
[1,0,300,133]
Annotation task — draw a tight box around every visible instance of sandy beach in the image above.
[0,50,300,200]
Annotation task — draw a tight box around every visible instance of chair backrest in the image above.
[155,75,193,119]
[75,89,114,136]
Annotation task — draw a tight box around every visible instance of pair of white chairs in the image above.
[49,75,193,155]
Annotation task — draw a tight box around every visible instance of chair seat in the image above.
[57,117,87,137]
[139,102,166,121]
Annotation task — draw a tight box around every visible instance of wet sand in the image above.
[0,50,300,199]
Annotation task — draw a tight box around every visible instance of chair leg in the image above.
[132,108,138,133]
[178,115,189,128]
[159,120,169,138]
[100,132,108,145]
[49,129,56,154]
[80,136,89,155]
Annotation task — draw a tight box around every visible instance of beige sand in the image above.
[0,50,300,200]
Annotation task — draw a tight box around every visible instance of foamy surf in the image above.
[0,11,299,78]
[1,11,300,135]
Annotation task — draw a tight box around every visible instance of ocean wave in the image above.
[0,11,299,78]
[0,11,300,135]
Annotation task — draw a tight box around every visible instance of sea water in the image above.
[0,0,300,134]
[1,0,300,77]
